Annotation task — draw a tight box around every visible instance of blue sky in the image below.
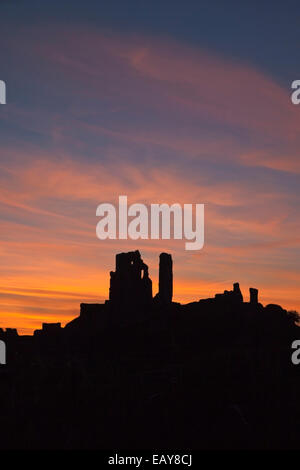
[0,0,299,333]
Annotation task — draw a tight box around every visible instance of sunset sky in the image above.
[0,1,300,334]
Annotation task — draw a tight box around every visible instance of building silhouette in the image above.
[0,250,299,450]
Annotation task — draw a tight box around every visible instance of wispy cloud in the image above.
[0,25,299,332]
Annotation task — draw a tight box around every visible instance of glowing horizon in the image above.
[0,20,299,334]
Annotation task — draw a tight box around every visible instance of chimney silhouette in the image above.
[233,282,243,302]
[249,287,258,304]
[158,253,173,304]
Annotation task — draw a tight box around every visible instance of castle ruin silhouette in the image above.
[0,250,299,450]
[31,249,263,336]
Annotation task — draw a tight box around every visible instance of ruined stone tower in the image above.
[233,282,243,302]
[109,250,152,308]
[157,252,173,304]
[249,287,258,304]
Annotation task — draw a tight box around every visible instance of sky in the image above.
[0,0,300,334]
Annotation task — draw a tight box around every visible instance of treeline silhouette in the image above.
[0,250,299,449]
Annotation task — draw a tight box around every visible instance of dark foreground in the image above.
[0,298,299,450]
[0,251,299,450]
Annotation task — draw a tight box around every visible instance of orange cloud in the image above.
[0,153,299,333]
[0,26,299,332]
